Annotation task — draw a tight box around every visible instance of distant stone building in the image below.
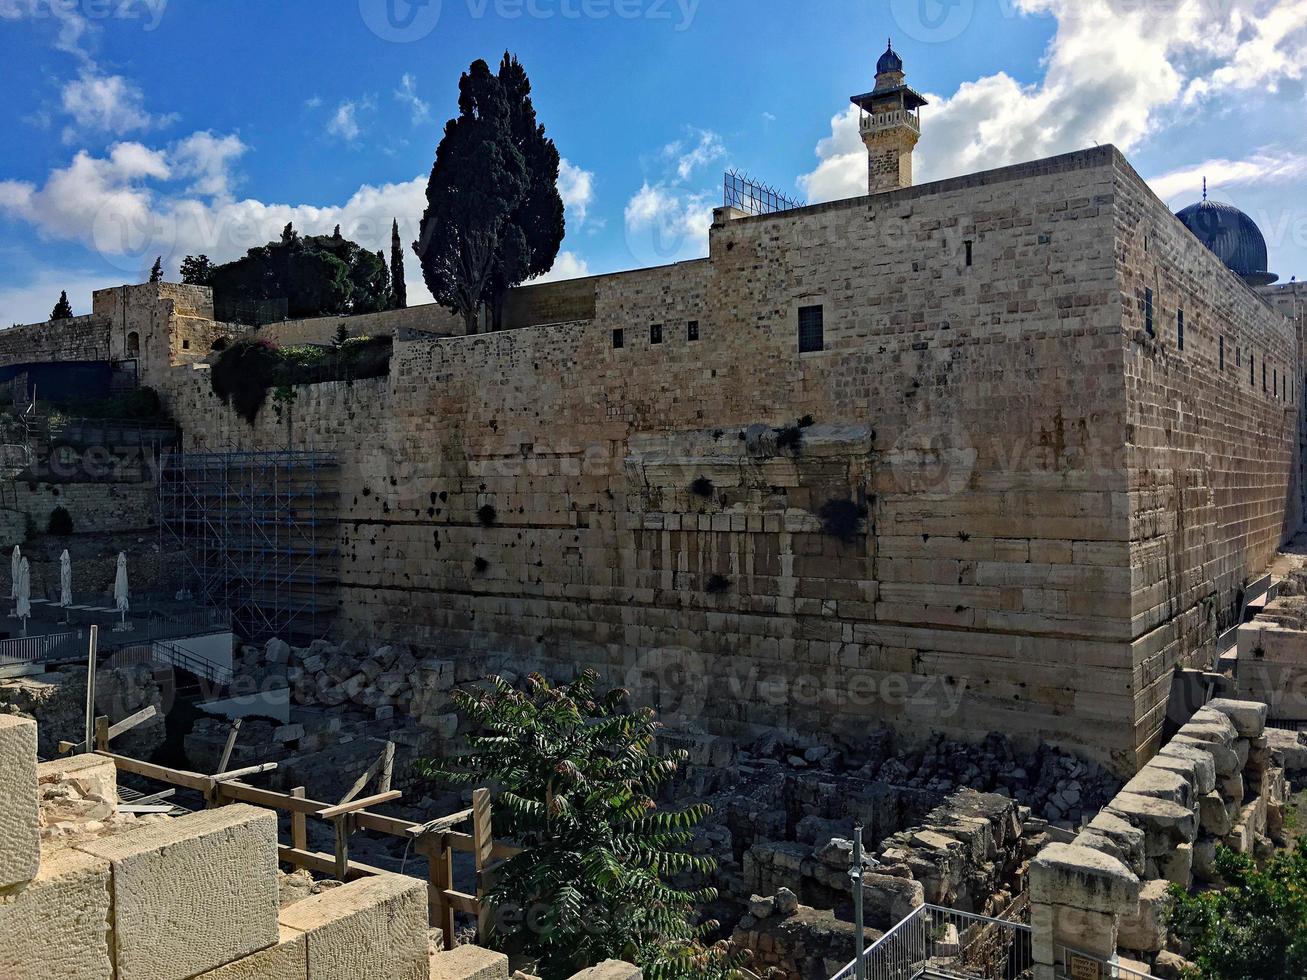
[0,45,1301,775]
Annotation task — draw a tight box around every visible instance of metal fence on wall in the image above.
[724,169,803,217]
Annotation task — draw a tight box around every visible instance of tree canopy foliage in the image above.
[180,254,217,287]
[211,223,392,324]
[417,671,751,980]
[390,219,407,310]
[414,53,563,333]
[1168,844,1307,979]
[50,290,74,320]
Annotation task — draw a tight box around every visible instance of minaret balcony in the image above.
[859,108,921,137]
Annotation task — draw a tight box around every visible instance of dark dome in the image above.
[1175,199,1277,286]
[877,41,903,75]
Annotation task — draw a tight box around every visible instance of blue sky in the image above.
[1,0,1305,323]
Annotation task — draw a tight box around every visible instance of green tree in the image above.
[50,291,74,320]
[149,256,163,283]
[390,219,407,309]
[1168,844,1307,979]
[210,223,391,323]
[484,52,565,331]
[418,671,736,980]
[180,254,217,286]
[414,58,528,334]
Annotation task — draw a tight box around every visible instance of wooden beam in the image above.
[291,786,307,856]
[339,741,394,806]
[213,762,278,783]
[405,808,473,837]
[377,741,395,794]
[316,790,401,820]
[333,815,350,881]
[95,751,213,792]
[422,835,456,949]
[94,715,109,752]
[472,788,493,943]
[276,846,385,881]
[217,718,242,773]
[217,781,323,814]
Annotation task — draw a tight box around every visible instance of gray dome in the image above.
[877,41,903,76]
[1175,198,1277,286]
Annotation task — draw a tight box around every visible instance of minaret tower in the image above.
[850,40,928,195]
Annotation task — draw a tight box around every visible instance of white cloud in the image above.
[557,159,595,228]
[0,267,110,327]
[1147,149,1307,204]
[799,0,1307,202]
[173,132,247,198]
[666,129,726,181]
[624,181,715,266]
[532,250,591,284]
[395,74,429,126]
[0,0,92,61]
[327,101,363,142]
[60,70,175,141]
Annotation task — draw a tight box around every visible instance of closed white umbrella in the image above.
[113,552,129,627]
[16,557,30,636]
[9,545,18,603]
[59,549,72,609]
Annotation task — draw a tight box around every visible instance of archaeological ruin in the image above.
[4,38,1307,980]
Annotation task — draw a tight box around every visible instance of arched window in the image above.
[126,331,140,357]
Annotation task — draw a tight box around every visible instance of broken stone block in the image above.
[265,638,291,665]
[1106,793,1198,852]
[1030,844,1140,916]
[280,874,428,980]
[79,804,280,980]
[1117,878,1170,953]
[748,894,775,919]
[1265,728,1307,770]
[1158,843,1193,887]
[1205,699,1267,738]
[428,945,510,980]
[1192,837,1219,882]
[1199,791,1235,836]
[37,753,117,805]
[1155,743,1217,795]
[774,887,799,916]
[568,962,642,980]
[1172,735,1239,777]
[860,872,924,929]
[1122,767,1192,809]
[0,715,40,890]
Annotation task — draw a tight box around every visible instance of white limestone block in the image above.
[428,945,511,980]
[1116,878,1170,953]
[1030,843,1140,916]
[196,926,307,980]
[0,847,113,979]
[568,962,643,980]
[1206,698,1267,738]
[278,873,427,980]
[79,803,280,980]
[0,715,40,889]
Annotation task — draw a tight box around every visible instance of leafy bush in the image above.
[47,506,73,536]
[210,335,393,424]
[416,672,726,980]
[1168,843,1307,978]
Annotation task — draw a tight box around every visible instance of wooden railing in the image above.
[79,714,516,950]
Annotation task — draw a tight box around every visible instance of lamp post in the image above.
[850,823,866,980]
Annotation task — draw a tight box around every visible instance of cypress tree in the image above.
[391,219,408,309]
[50,291,74,320]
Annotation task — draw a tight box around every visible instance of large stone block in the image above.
[0,715,40,889]
[1155,743,1217,795]
[1106,792,1198,852]
[1122,767,1191,808]
[278,873,427,980]
[861,872,925,929]
[1117,879,1170,954]
[1030,843,1140,916]
[196,927,307,980]
[79,803,280,980]
[568,962,643,980]
[1206,699,1267,738]
[427,944,510,980]
[0,847,113,979]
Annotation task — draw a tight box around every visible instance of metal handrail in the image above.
[832,904,1033,980]
[0,630,84,666]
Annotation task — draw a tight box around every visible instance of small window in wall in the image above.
[1219,336,1225,369]
[687,320,699,342]
[1177,309,1184,350]
[126,331,140,357]
[1263,361,1268,393]
[1251,353,1255,386]
[1145,289,1154,336]
[964,241,973,267]
[1274,369,1278,399]
[182,339,191,351]
[612,329,624,350]
[798,305,825,353]
[650,323,663,345]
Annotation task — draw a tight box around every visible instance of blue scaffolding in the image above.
[158,449,340,643]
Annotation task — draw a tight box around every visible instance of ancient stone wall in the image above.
[7,481,154,537]
[0,314,110,369]
[1114,158,1300,761]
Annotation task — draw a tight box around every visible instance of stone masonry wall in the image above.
[1114,157,1299,761]
[0,315,110,368]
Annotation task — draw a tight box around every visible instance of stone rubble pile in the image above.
[745,728,1120,826]
[37,756,167,848]
[731,887,872,980]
